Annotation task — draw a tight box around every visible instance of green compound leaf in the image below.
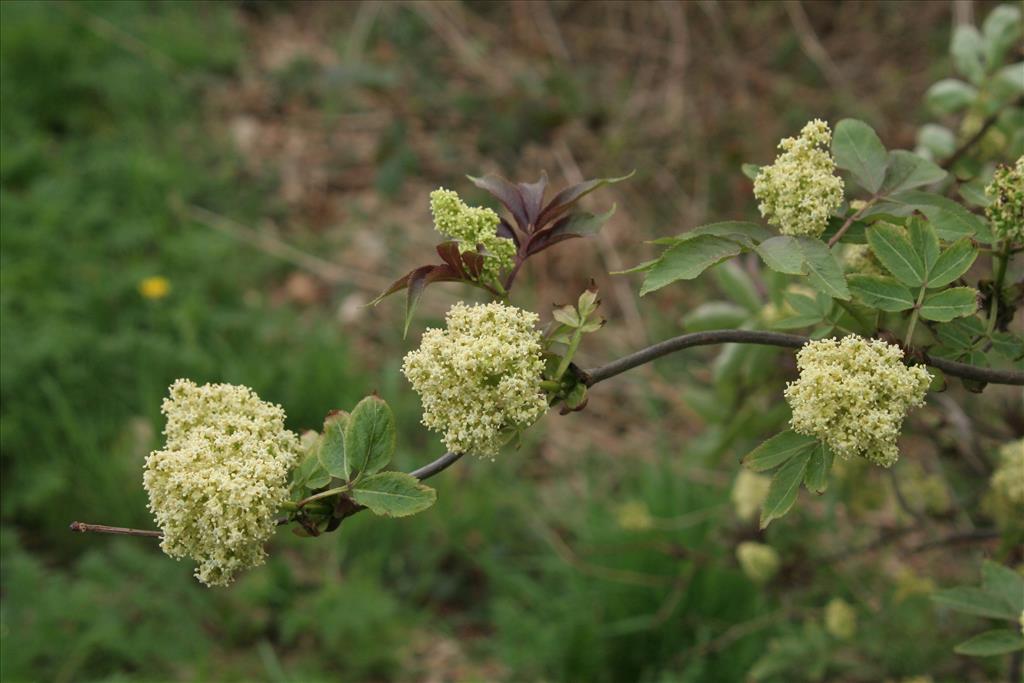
[880,150,947,194]
[867,223,926,287]
[350,471,437,518]
[760,449,812,529]
[639,235,743,296]
[983,5,1023,68]
[797,237,850,300]
[833,118,888,194]
[981,561,1024,615]
[908,217,940,273]
[934,586,1019,621]
[755,235,806,275]
[318,412,350,479]
[920,287,979,322]
[344,396,397,480]
[884,191,992,242]
[743,430,818,473]
[928,238,978,289]
[848,275,915,311]
[803,442,834,494]
[954,630,1024,657]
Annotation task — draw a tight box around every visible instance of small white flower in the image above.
[143,380,299,587]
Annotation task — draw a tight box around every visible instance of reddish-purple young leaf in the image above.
[461,250,485,279]
[517,172,548,229]
[436,242,466,275]
[404,264,461,337]
[526,231,583,257]
[526,207,617,257]
[535,171,633,229]
[497,217,522,247]
[466,174,528,231]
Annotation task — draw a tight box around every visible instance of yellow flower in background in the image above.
[824,597,857,640]
[615,501,654,531]
[139,276,171,300]
[736,541,781,584]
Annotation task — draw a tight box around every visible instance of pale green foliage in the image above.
[143,380,299,587]
[785,337,931,468]
[843,243,884,277]
[430,188,516,280]
[731,469,771,522]
[824,598,857,640]
[753,119,845,237]
[991,438,1024,505]
[402,302,548,457]
[736,541,781,584]
[985,156,1024,242]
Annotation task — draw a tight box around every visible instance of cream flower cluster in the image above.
[143,379,299,587]
[753,119,844,238]
[731,469,771,522]
[430,189,516,281]
[991,438,1024,506]
[824,598,857,640]
[736,541,780,584]
[785,336,931,468]
[402,302,548,458]
[985,156,1023,242]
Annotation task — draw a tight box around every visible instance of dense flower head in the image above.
[985,156,1024,242]
[753,119,845,237]
[785,336,931,468]
[143,379,299,587]
[991,438,1024,506]
[736,542,780,584]
[731,469,771,522]
[430,188,516,281]
[402,302,548,457]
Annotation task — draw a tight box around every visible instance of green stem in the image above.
[986,241,1010,335]
[554,327,584,380]
[296,485,350,509]
[904,285,927,347]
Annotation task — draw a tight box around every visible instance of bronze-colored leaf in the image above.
[467,173,528,231]
[535,172,633,229]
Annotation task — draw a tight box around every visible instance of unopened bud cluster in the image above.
[753,119,844,238]
[143,380,298,587]
[402,302,548,458]
[985,156,1023,243]
[785,336,931,468]
[430,189,516,280]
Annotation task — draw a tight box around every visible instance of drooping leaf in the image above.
[928,238,978,288]
[402,265,461,337]
[534,171,634,229]
[639,235,743,296]
[797,237,850,300]
[674,221,773,249]
[954,630,1024,656]
[920,287,978,322]
[756,236,806,275]
[760,449,812,528]
[933,586,1019,620]
[848,275,916,311]
[803,442,834,494]
[867,223,926,286]
[318,412,350,479]
[881,150,947,194]
[833,119,889,194]
[981,561,1024,615]
[925,78,979,114]
[343,396,397,480]
[743,430,818,473]
[350,472,437,517]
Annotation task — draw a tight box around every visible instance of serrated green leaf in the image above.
[982,561,1024,614]
[639,235,743,295]
[833,119,888,194]
[318,413,349,479]
[772,315,826,330]
[934,586,1018,620]
[928,238,978,288]
[755,236,805,274]
[350,471,437,517]
[848,275,916,311]
[760,449,812,528]
[797,237,850,300]
[920,287,978,322]
[784,291,832,318]
[743,430,818,473]
[803,442,833,494]
[867,223,926,286]
[682,302,750,332]
[881,150,947,194]
[344,396,396,479]
[925,78,979,114]
[952,24,986,84]
[954,630,1024,656]
[908,217,940,273]
[886,191,992,242]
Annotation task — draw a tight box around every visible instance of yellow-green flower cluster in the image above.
[753,119,844,238]
[985,156,1024,242]
[731,469,771,522]
[991,438,1024,505]
[143,379,299,587]
[736,541,780,584]
[430,188,516,281]
[824,598,857,640]
[843,243,884,277]
[785,336,931,468]
[402,302,548,458]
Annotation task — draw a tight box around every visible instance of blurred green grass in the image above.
[0,1,997,681]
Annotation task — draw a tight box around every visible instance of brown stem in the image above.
[941,95,1024,171]
[827,198,875,248]
[70,522,162,538]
